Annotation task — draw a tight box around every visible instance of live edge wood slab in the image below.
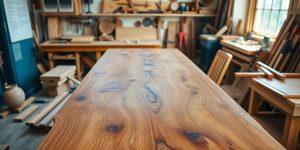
[39,49,284,150]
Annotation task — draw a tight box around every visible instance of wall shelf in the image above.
[42,13,216,17]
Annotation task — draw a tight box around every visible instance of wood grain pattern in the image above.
[39,49,284,150]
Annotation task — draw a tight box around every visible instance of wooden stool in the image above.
[48,52,81,79]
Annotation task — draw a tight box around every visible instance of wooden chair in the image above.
[208,50,233,86]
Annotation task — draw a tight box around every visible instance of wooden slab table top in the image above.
[39,49,283,150]
[249,77,300,150]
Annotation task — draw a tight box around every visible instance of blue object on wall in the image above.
[0,0,41,105]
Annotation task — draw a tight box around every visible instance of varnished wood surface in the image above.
[39,49,284,150]
[254,78,300,99]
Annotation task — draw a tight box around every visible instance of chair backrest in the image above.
[207,50,233,86]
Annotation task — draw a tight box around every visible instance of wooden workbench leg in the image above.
[248,90,262,115]
[96,52,102,60]
[75,52,81,80]
[282,115,300,150]
[48,53,55,69]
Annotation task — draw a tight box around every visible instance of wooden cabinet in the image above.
[40,0,81,15]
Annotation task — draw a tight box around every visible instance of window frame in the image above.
[245,0,294,38]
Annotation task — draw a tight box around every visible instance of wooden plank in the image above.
[166,22,178,48]
[14,105,39,122]
[0,110,10,119]
[221,40,261,56]
[43,78,68,87]
[258,66,274,79]
[222,47,253,62]
[82,55,96,68]
[38,94,72,127]
[26,92,68,127]
[40,65,76,81]
[115,27,157,41]
[236,19,243,35]
[254,78,300,99]
[268,15,295,66]
[235,72,266,78]
[257,61,286,81]
[12,97,36,113]
[102,0,170,13]
[70,36,94,43]
[47,83,70,98]
[47,17,59,40]
[38,49,284,150]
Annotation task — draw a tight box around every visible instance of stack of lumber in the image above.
[40,66,76,97]
[0,97,37,119]
[26,92,71,128]
[267,14,300,72]
[214,0,234,32]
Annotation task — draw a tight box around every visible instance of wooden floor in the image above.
[0,90,50,150]
[0,113,47,149]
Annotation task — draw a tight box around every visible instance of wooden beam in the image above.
[12,97,36,113]
[26,92,68,127]
[38,94,71,127]
[257,61,286,81]
[235,72,266,78]
[14,105,39,122]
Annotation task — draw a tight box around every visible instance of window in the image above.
[253,0,290,36]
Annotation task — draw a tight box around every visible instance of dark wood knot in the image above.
[75,95,87,102]
[106,124,123,133]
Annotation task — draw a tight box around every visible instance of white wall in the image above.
[231,0,248,34]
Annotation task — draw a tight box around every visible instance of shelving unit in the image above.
[42,13,216,17]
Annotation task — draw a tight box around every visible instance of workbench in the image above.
[249,78,300,150]
[221,40,261,67]
[39,49,283,149]
[40,40,162,79]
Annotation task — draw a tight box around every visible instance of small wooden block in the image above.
[14,105,39,122]
[40,65,76,82]
[0,110,10,119]
[47,83,70,98]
